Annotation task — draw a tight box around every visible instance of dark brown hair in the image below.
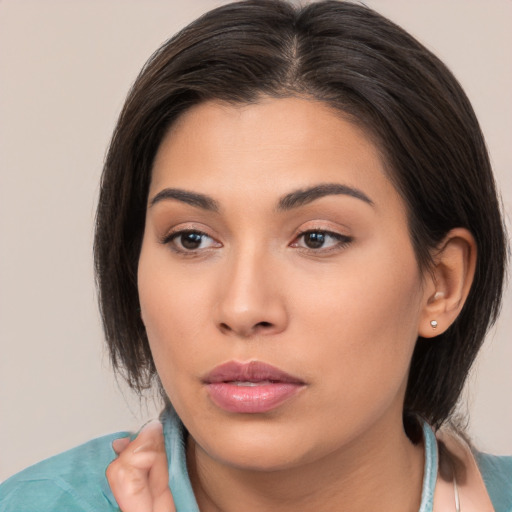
[94,0,507,428]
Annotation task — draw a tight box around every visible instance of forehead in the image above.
[150,97,402,215]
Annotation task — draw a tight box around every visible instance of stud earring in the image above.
[430,320,438,329]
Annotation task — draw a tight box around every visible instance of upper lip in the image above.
[203,360,305,384]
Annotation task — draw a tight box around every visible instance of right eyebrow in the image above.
[149,188,220,212]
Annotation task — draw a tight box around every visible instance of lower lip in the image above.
[206,382,304,413]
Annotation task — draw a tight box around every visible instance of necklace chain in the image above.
[453,472,461,512]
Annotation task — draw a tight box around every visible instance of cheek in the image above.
[138,243,208,385]
[293,249,423,407]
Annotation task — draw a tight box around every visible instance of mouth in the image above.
[203,360,306,414]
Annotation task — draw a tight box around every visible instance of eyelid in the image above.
[292,229,351,243]
[291,221,352,240]
[161,228,210,245]
[160,224,222,256]
[160,222,217,243]
[162,229,214,244]
[290,226,353,253]
[158,222,352,256]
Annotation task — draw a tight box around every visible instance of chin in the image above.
[203,440,305,472]
[189,417,314,472]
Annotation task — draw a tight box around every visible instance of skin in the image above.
[109,422,175,512]
[134,97,475,512]
[109,424,495,512]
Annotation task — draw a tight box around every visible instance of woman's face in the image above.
[138,97,429,470]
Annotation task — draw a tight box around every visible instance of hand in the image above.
[107,420,175,512]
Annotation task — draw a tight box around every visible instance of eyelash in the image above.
[291,229,353,253]
[161,228,353,256]
[162,229,220,255]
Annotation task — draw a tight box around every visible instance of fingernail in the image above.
[140,419,163,431]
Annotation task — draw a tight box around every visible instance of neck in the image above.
[186,415,425,512]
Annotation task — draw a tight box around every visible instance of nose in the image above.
[215,249,288,338]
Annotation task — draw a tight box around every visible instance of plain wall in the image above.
[1,0,511,482]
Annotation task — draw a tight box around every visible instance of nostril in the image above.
[218,320,274,336]
[219,322,232,333]
[256,321,273,329]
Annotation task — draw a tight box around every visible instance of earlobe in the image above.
[419,228,477,338]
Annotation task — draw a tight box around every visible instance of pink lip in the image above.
[203,361,305,414]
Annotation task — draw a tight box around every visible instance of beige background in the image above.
[0,0,510,482]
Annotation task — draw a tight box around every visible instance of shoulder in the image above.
[475,451,512,512]
[0,431,129,512]
[436,426,512,512]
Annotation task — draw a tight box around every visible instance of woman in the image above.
[1,1,510,511]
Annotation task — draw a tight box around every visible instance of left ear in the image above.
[418,228,477,338]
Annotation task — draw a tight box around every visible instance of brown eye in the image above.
[304,232,326,249]
[179,232,204,250]
[292,230,353,252]
[166,230,220,252]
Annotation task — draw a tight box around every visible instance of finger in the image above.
[153,487,176,512]
[107,451,155,512]
[112,437,131,455]
[133,419,166,453]
[148,443,175,512]
[137,421,175,512]
[107,420,173,512]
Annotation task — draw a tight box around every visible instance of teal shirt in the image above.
[1,409,511,511]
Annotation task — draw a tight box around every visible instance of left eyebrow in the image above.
[276,183,374,211]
